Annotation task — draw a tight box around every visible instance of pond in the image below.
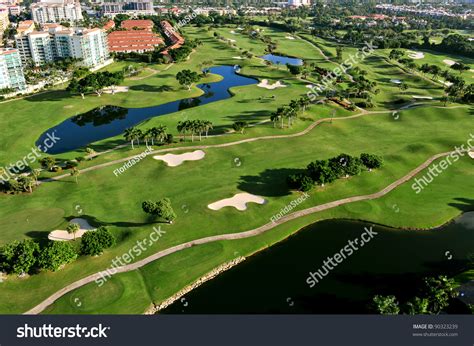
[261,54,303,66]
[162,212,474,314]
[36,66,258,154]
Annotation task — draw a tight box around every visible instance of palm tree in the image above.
[143,129,152,148]
[134,128,143,147]
[70,167,80,184]
[177,121,187,141]
[66,223,80,241]
[203,120,213,138]
[124,127,136,149]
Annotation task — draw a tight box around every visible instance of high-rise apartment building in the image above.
[0,48,26,91]
[0,5,10,39]
[15,24,109,68]
[31,0,83,24]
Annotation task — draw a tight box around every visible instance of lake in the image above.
[162,212,474,314]
[261,54,303,66]
[36,66,258,154]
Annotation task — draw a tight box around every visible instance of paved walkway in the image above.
[25,148,458,314]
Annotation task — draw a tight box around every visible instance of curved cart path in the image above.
[25,149,459,314]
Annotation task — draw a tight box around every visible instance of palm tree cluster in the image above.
[270,96,310,129]
[123,125,169,150]
[177,120,213,142]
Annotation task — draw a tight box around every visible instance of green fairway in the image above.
[0,22,472,315]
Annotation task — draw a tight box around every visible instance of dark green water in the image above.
[163,212,474,314]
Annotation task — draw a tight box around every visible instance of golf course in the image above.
[0,23,473,315]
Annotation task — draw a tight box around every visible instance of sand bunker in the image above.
[257,79,287,89]
[230,30,236,34]
[208,193,267,211]
[439,79,453,87]
[48,218,95,241]
[412,95,433,99]
[228,39,236,43]
[443,59,456,66]
[469,151,474,159]
[233,56,244,60]
[103,86,129,94]
[286,36,295,40]
[408,51,424,59]
[153,150,205,167]
[390,79,402,84]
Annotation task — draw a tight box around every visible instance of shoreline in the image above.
[145,256,246,314]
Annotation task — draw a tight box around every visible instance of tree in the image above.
[232,121,248,134]
[67,78,87,99]
[399,82,408,93]
[422,275,458,314]
[360,153,383,170]
[0,240,39,275]
[142,198,177,223]
[404,297,430,315]
[66,222,80,241]
[176,69,201,90]
[81,227,115,256]
[39,157,56,171]
[38,241,77,271]
[70,167,80,184]
[286,63,302,76]
[451,62,469,75]
[124,127,137,149]
[372,295,400,315]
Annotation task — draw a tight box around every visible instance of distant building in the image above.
[0,48,26,91]
[15,24,109,68]
[108,20,163,53]
[287,0,311,7]
[31,0,83,24]
[0,5,10,37]
[100,0,154,16]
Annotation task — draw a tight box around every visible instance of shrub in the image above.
[0,240,39,275]
[80,227,115,256]
[360,153,384,169]
[38,241,77,271]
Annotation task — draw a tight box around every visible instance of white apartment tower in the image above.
[31,0,83,24]
[15,25,109,68]
[0,48,26,91]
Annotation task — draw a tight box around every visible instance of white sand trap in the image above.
[102,86,129,94]
[443,59,456,66]
[230,30,236,34]
[232,56,244,60]
[390,79,402,84]
[469,151,474,159]
[412,95,433,99]
[228,39,236,43]
[208,193,267,211]
[237,27,243,30]
[470,69,474,73]
[439,79,453,87]
[48,218,95,241]
[286,36,295,40]
[257,79,287,89]
[153,150,205,167]
[408,51,424,59]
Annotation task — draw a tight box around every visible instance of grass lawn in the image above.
[0,24,473,315]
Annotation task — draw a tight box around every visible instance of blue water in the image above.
[261,54,303,66]
[36,66,258,154]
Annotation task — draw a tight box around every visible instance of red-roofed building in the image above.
[103,20,115,31]
[160,20,185,55]
[120,19,154,31]
[108,30,164,53]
